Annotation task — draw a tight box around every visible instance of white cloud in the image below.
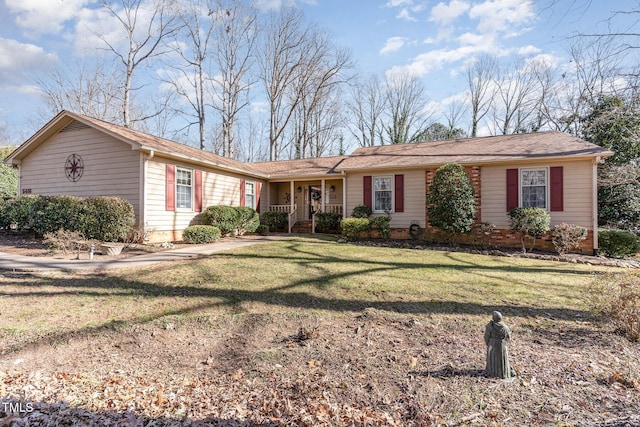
[517,45,541,56]
[379,37,407,56]
[429,0,470,25]
[396,8,417,21]
[469,0,536,38]
[0,38,57,85]
[6,0,92,35]
[525,53,558,69]
[385,0,414,6]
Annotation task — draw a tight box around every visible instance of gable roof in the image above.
[337,132,613,171]
[5,110,267,178]
[5,111,613,179]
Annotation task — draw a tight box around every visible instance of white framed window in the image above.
[176,167,193,209]
[245,181,255,209]
[373,176,392,212]
[520,168,547,209]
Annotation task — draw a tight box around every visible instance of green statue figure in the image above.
[484,311,515,379]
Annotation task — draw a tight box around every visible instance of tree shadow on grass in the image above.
[0,238,594,353]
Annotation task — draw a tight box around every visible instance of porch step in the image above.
[292,221,313,234]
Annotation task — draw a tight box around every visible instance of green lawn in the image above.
[0,236,610,347]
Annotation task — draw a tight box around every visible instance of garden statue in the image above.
[484,311,515,379]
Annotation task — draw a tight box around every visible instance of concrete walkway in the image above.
[0,235,293,272]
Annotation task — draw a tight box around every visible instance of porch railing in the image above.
[323,204,343,215]
[270,204,297,213]
[288,206,298,233]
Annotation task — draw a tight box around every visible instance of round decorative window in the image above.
[65,154,84,182]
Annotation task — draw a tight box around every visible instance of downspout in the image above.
[141,150,154,240]
[14,161,21,195]
[592,157,601,256]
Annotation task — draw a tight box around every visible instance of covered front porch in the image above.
[266,178,345,233]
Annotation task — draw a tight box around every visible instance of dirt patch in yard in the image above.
[1,309,639,426]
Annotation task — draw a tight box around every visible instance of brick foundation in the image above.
[387,226,594,254]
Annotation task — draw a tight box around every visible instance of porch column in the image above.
[289,181,295,234]
[342,176,347,217]
[290,181,294,212]
[321,179,326,212]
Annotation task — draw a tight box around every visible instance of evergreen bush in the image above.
[599,229,639,258]
[77,197,135,242]
[314,212,342,233]
[261,211,288,232]
[202,205,239,235]
[29,195,82,236]
[427,163,476,239]
[182,225,221,244]
[370,214,391,239]
[340,218,370,240]
[508,207,551,252]
[235,206,260,234]
[352,205,372,218]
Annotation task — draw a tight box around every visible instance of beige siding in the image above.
[19,126,141,216]
[345,170,426,228]
[481,160,594,229]
[145,158,265,241]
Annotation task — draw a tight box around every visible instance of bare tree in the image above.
[491,60,539,135]
[99,0,180,128]
[258,7,310,161]
[443,99,468,139]
[31,59,122,123]
[466,55,497,137]
[289,30,353,158]
[383,70,434,144]
[210,0,258,158]
[163,1,215,149]
[347,74,385,147]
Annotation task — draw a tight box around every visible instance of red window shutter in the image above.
[240,178,246,206]
[256,182,261,212]
[194,169,203,212]
[550,166,564,212]
[165,164,175,211]
[394,174,404,212]
[506,168,518,211]
[363,176,372,209]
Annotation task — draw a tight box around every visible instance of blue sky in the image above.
[0,0,636,145]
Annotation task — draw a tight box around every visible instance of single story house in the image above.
[4,110,613,254]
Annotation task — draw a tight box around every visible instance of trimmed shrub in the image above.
[352,205,372,218]
[236,206,260,234]
[261,211,288,232]
[182,225,221,244]
[427,163,476,237]
[77,196,135,242]
[202,205,239,235]
[0,195,40,230]
[508,207,551,252]
[552,223,587,255]
[314,212,342,234]
[340,218,369,241]
[599,229,639,258]
[256,224,270,235]
[370,214,391,239]
[587,272,640,341]
[29,195,82,236]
